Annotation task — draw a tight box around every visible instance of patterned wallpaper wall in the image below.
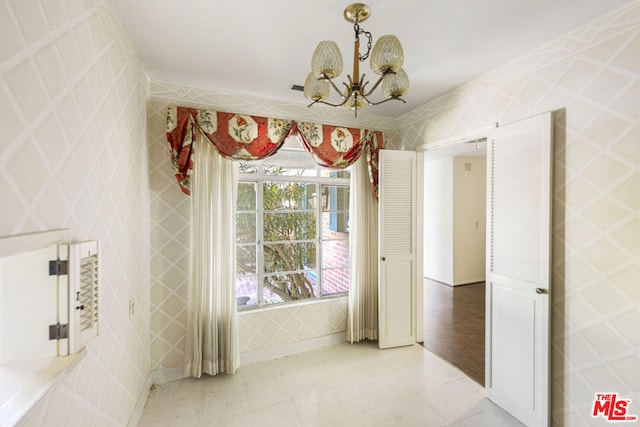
[147,84,393,373]
[398,3,640,426]
[4,0,635,424]
[1,0,150,425]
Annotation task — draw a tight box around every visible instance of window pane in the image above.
[235,159,353,308]
[236,276,257,307]
[323,186,349,212]
[237,182,257,210]
[322,268,349,295]
[322,240,349,269]
[263,286,285,305]
[265,165,316,177]
[264,271,318,303]
[236,213,256,243]
[264,212,316,241]
[320,168,351,179]
[263,182,316,211]
[239,162,258,174]
[237,244,256,275]
[305,184,325,210]
[265,149,317,176]
[264,242,316,273]
[321,211,349,238]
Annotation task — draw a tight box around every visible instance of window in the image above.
[235,143,350,308]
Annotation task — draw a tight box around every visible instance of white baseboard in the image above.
[150,332,347,384]
[453,278,485,286]
[150,366,186,385]
[128,375,153,427]
[239,332,346,365]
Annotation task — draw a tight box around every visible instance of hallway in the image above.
[422,279,485,385]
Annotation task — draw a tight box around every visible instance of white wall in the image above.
[423,156,486,286]
[452,157,486,285]
[1,0,151,425]
[423,158,453,284]
[399,2,640,425]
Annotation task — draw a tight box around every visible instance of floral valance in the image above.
[166,106,293,194]
[165,106,384,199]
[295,122,369,170]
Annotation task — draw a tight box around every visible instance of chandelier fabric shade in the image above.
[302,3,409,116]
[165,106,385,199]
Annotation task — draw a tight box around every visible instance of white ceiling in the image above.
[111,0,634,118]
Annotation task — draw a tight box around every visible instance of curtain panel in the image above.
[347,155,379,342]
[185,136,239,377]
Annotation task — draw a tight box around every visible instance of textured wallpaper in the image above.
[397,3,640,425]
[3,0,637,424]
[0,0,150,425]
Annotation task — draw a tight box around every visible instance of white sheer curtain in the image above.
[347,155,379,343]
[184,136,240,377]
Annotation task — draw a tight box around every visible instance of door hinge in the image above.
[49,323,68,340]
[49,259,68,276]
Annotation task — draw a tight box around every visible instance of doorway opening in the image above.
[421,138,487,385]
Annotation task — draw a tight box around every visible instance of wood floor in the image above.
[422,278,485,385]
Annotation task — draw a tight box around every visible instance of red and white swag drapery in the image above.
[165,106,384,196]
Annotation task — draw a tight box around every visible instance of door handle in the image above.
[381,257,386,261]
[535,288,548,295]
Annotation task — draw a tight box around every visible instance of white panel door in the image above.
[486,112,552,427]
[378,149,416,349]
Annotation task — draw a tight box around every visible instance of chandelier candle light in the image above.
[303,3,410,117]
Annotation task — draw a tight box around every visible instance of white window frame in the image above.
[236,155,350,309]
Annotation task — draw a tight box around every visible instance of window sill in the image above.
[237,294,348,314]
[0,348,86,426]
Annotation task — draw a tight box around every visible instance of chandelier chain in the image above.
[354,22,373,62]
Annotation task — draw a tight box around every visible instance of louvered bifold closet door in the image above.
[69,240,100,353]
[486,112,552,427]
[378,149,417,349]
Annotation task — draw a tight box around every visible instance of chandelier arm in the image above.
[357,91,372,106]
[360,75,369,95]
[320,74,351,99]
[341,75,355,99]
[361,70,394,97]
[307,97,352,108]
[365,95,407,106]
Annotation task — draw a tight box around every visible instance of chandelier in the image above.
[303,3,409,117]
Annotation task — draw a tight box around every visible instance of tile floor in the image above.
[138,341,523,426]
[422,279,485,385]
